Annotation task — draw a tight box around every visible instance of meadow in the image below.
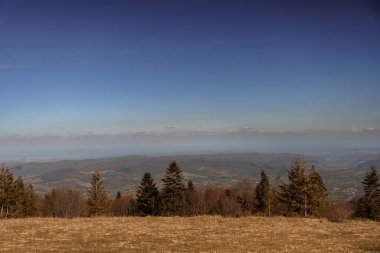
[0,216,379,252]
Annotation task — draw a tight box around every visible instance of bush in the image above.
[322,201,354,222]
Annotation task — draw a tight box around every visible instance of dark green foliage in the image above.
[87,172,109,216]
[184,180,200,216]
[0,165,37,218]
[278,159,328,217]
[0,158,340,219]
[255,171,271,216]
[307,166,327,217]
[136,172,160,216]
[185,180,195,207]
[278,157,308,216]
[187,180,195,192]
[0,166,14,217]
[161,161,186,216]
[269,176,285,216]
[23,184,37,217]
[355,167,380,220]
[12,177,25,218]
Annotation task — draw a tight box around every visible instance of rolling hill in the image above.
[8,152,380,200]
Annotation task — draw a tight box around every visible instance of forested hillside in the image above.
[9,152,380,200]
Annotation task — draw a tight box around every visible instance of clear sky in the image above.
[0,0,380,156]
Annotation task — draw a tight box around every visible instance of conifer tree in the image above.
[270,176,285,215]
[12,177,25,218]
[0,165,37,218]
[23,184,37,217]
[136,172,160,216]
[255,170,271,216]
[278,157,308,217]
[184,179,198,216]
[0,166,14,217]
[161,161,186,216]
[187,180,195,192]
[356,167,380,220]
[307,165,327,217]
[87,171,109,216]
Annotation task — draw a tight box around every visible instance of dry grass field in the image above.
[0,216,379,253]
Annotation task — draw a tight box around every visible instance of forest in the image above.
[0,157,379,222]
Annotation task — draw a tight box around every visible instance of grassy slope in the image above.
[0,217,379,253]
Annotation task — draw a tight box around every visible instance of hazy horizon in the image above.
[1,128,380,162]
[1,0,379,158]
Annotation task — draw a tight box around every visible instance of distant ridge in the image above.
[8,152,380,200]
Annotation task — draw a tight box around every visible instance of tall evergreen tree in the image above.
[270,176,286,216]
[136,172,160,216]
[187,180,195,192]
[307,165,327,217]
[255,170,271,216]
[184,179,199,216]
[87,171,109,216]
[0,166,14,218]
[12,177,25,218]
[161,161,186,216]
[0,165,37,218]
[278,157,308,217]
[23,184,37,217]
[356,167,380,220]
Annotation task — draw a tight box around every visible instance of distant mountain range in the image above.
[8,152,380,200]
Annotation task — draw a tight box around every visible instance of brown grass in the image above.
[0,216,379,252]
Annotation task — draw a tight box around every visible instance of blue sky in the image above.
[0,0,380,155]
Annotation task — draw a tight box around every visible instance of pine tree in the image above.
[307,165,327,217]
[255,170,271,216]
[87,172,109,216]
[278,157,308,217]
[161,161,186,216]
[356,167,380,220]
[184,180,198,216]
[12,177,25,218]
[0,166,14,218]
[187,180,195,192]
[270,176,285,216]
[23,184,37,217]
[0,166,37,218]
[136,172,160,216]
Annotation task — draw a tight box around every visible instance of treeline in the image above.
[132,159,328,218]
[0,157,379,221]
[0,166,37,218]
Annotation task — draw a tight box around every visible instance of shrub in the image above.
[322,201,354,222]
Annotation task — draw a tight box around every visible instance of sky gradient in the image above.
[1,0,380,156]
